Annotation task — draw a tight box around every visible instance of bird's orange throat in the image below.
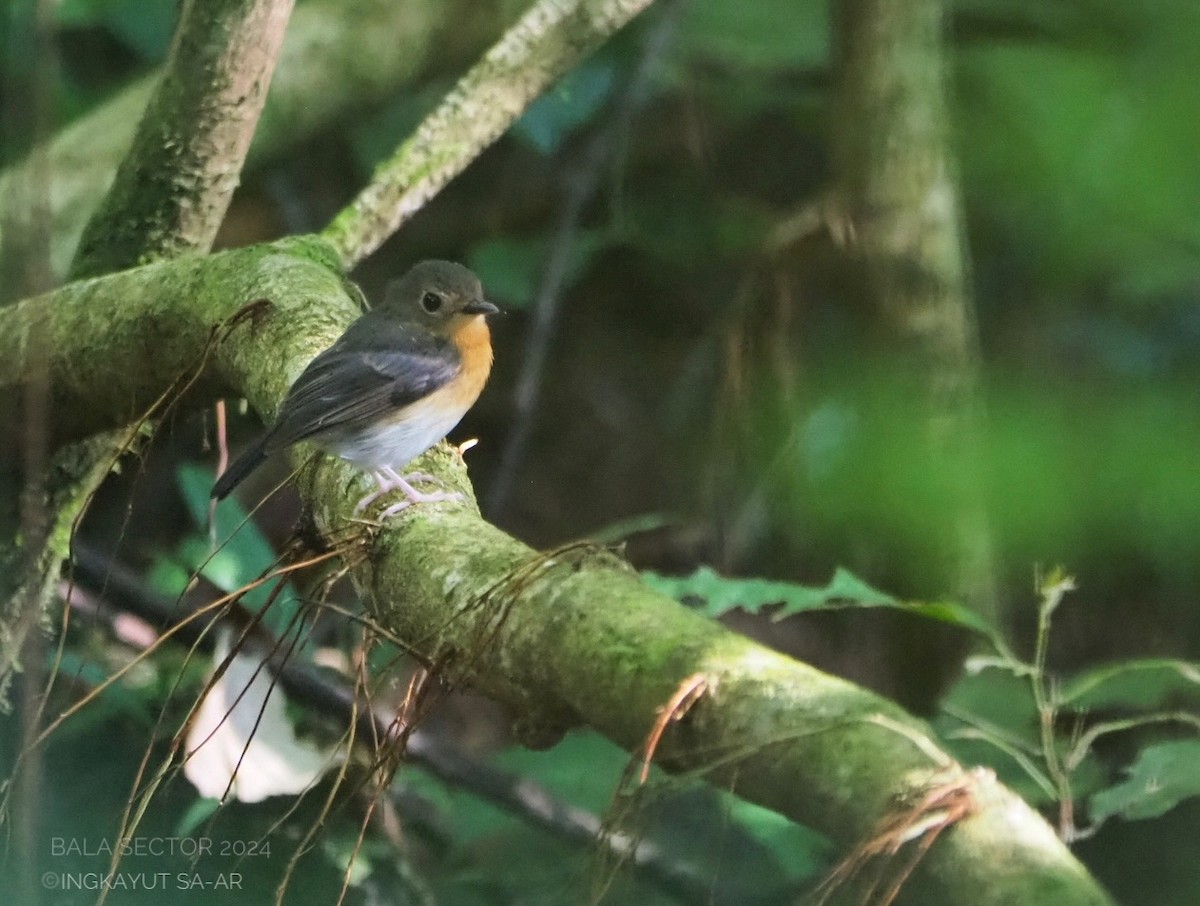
[453,315,494,400]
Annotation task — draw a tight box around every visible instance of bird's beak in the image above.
[463,298,500,316]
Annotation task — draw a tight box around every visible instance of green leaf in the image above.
[1089,740,1200,823]
[938,663,1040,747]
[1060,658,1200,710]
[175,796,220,837]
[493,730,629,815]
[465,237,547,309]
[48,651,154,738]
[177,463,305,643]
[725,796,831,882]
[641,565,885,618]
[146,556,192,599]
[641,565,997,643]
[818,567,898,607]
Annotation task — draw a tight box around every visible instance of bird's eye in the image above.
[421,292,443,313]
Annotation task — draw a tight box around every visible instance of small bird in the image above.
[211,260,498,517]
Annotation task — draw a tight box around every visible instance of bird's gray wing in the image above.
[265,319,460,449]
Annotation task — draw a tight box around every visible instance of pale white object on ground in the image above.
[184,631,338,803]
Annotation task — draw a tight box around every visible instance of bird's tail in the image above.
[211,436,270,500]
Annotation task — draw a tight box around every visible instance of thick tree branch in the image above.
[321,0,657,270]
[71,0,296,278]
[0,239,356,447]
[302,452,1112,905]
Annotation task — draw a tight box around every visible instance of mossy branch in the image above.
[321,0,657,269]
[71,0,297,278]
[0,239,355,447]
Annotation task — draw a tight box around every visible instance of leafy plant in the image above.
[935,570,1200,840]
[648,562,1200,842]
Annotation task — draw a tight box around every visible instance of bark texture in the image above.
[71,0,297,277]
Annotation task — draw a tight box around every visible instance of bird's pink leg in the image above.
[354,466,461,517]
[353,470,395,514]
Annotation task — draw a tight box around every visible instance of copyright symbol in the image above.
[42,872,58,889]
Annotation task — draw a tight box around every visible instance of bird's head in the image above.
[380,260,499,336]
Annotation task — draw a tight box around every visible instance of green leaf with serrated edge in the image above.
[818,566,896,606]
[899,601,999,639]
[1059,658,1200,710]
[641,565,1000,644]
[1089,740,1200,823]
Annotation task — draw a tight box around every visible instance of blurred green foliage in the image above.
[57,0,176,60]
[513,57,619,154]
[955,0,1200,296]
[728,363,1200,618]
[467,228,609,309]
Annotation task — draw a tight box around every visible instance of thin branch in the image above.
[71,0,296,278]
[321,0,658,270]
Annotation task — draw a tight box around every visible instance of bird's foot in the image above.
[354,468,461,517]
[378,481,463,519]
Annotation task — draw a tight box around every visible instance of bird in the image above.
[211,260,498,517]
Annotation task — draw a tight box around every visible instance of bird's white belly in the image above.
[320,398,467,470]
